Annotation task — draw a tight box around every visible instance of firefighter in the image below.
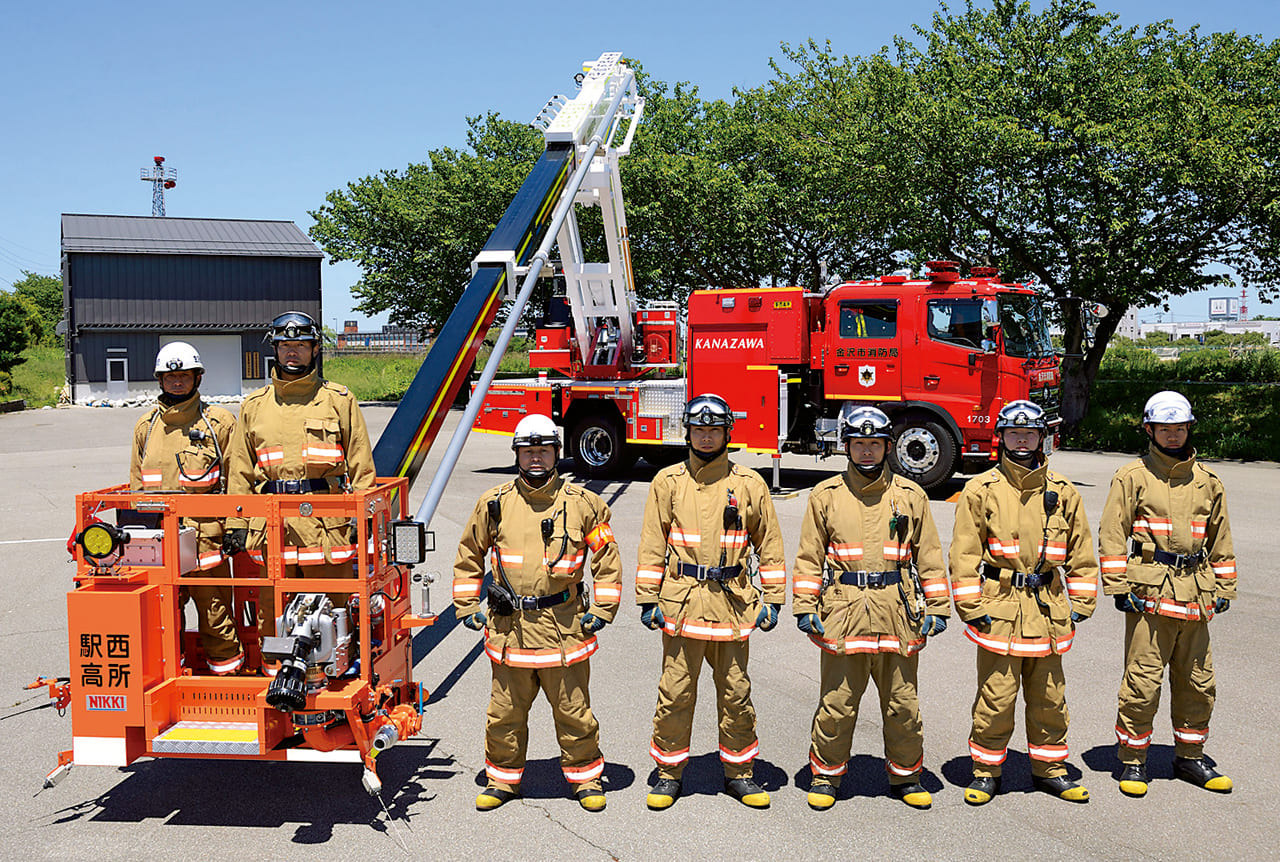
[793,405,949,811]
[637,393,787,810]
[1098,391,1235,797]
[223,311,375,643]
[131,341,243,675]
[950,400,1098,805]
[452,414,621,812]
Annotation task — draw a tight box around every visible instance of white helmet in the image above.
[154,342,204,378]
[1143,391,1194,424]
[512,414,561,450]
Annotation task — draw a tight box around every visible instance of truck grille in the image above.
[1030,386,1061,424]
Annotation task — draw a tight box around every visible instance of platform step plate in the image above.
[153,720,260,755]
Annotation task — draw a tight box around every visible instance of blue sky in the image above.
[1,0,1273,329]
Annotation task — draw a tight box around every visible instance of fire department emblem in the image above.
[858,365,876,388]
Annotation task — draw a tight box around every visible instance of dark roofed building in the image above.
[61,214,323,402]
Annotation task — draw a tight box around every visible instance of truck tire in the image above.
[890,417,957,490]
[570,414,636,477]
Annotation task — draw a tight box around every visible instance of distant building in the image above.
[1136,319,1280,345]
[334,320,428,351]
[61,214,323,402]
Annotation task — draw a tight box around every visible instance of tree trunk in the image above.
[1059,309,1121,434]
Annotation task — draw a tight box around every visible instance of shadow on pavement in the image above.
[642,753,789,797]
[941,750,1084,793]
[790,755,945,799]
[469,757,636,797]
[41,740,454,836]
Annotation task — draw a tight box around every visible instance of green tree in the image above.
[883,0,1280,428]
[10,271,62,346]
[309,113,542,334]
[0,292,32,394]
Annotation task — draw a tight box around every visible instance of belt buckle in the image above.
[853,571,869,587]
[1011,571,1027,588]
[518,596,538,611]
[695,566,713,581]
[282,479,301,494]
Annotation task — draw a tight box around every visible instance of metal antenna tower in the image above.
[140,155,177,216]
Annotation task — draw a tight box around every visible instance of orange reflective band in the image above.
[586,522,615,552]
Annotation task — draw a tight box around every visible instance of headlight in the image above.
[78,522,129,565]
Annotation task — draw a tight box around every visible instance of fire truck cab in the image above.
[687,261,1061,488]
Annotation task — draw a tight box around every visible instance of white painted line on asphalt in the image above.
[0,538,66,545]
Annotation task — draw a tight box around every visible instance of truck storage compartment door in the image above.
[824,299,901,403]
[920,297,1000,445]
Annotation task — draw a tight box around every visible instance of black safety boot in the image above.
[646,778,681,810]
[890,782,933,809]
[1118,763,1148,797]
[475,786,518,810]
[964,776,1001,806]
[1032,775,1090,802]
[807,779,837,810]
[1174,757,1233,793]
[724,777,770,808]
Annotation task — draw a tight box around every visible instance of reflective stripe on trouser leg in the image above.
[539,661,605,793]
[1115,612,1215,763]
[870,652,925,784]
[810,650,874,788]
[651,635,706,780]
[970,650,1022,779]
[710,638,758,780]
[1021,652,1070,778]
[1168,616,1214,760]
[484,662,539,792]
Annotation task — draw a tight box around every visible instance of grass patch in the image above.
[324,339,531,401]
[8,345,65,407]
[1072,380,1280,462]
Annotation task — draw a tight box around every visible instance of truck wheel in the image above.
[890,417,957,490]
[570,415,636,477]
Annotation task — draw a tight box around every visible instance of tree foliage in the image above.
[872,0,1280,427]
[9,271,62,346]
[0,292,32,393]
[310,5,1279,429]
[309,114,542,333]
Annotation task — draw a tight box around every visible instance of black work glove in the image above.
[462,610,488,631]
[796,613,824,636]
[221,528,248,556]
[640,603,665,631]
[967,614,993,630]
[921,615,948,636]
[1114,593,1144,613]
[755,603,780,632]
[580,612,608,633]
[1214,597,1230,614]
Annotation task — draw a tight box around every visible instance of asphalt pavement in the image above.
[1,403,1277,861]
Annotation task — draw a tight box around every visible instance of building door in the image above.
[106,357,127,398]
[164,335,242,397]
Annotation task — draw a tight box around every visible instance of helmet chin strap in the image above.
[515,452,558,486]
[689,440,728,462]
[158,388,198,407]
[277,352,318,377]
[1146,428,1191,460]
[850,455,886,475]
[1003,446,1041,467]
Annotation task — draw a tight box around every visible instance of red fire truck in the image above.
[475,260,1061,489]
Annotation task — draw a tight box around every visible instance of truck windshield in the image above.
[1000,295,1054,358]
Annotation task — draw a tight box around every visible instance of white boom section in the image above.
[414,54,637,529]
[547,53,644,367]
